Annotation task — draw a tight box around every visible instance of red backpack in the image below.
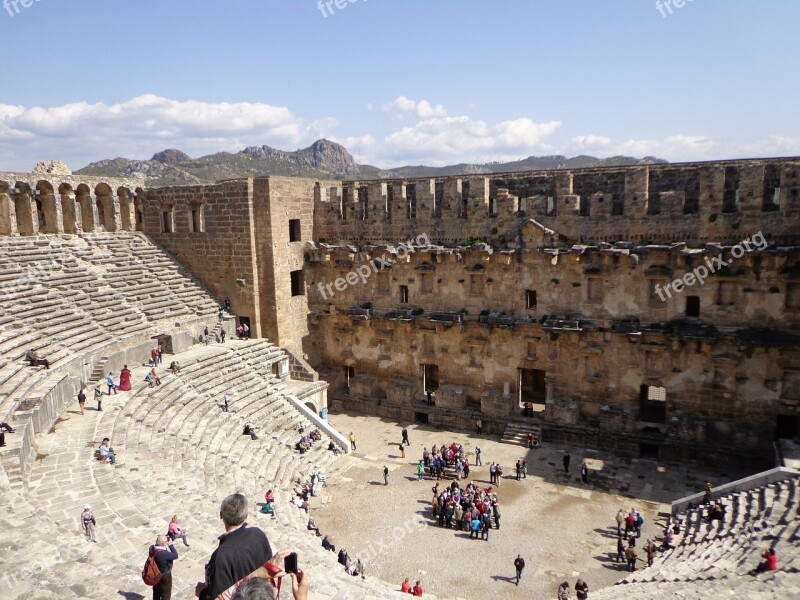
[142,549,163,586]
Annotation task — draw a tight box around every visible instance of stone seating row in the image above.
[599,475,800,599]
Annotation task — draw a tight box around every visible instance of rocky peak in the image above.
[151,149,191,166]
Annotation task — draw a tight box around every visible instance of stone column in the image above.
[0,192,17,236]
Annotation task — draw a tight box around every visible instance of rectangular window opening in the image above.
[290,270,305,297]
[289,219,302,242]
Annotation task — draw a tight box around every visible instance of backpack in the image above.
[142,550,163,586]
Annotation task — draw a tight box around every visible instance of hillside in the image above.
[75,139,666,186]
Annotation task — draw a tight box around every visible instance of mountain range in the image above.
[75,139,667,186]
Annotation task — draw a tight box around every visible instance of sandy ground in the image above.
[312,413,752,600]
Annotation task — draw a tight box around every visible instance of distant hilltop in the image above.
[73,138,666,187]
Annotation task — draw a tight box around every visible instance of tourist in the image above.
[558,581,571,600]
[625,544,638,572]
[400,578,412,593]
[663,528,676,550]
[574,578,589,600]
[615,508,625,535]
[149,534,179,600]
[25,348,50,369]
[99,438,116,464]
[527,432,535,448]
[349,432,356,451]
[708,501,725,522]
[480,510,490,540]
[204,326,210,345]
[384,465,389,486]
[402,427,410,446]
[106,372,118,395]
[194,493,273,599]
[119,365,132,391]
[337,548,351,574]
[322,535,335,552]
[223,393,230,413]
[227,559,309,600]
[145,371,157,388]
[644,539,656,567]
[355,557,366,579]
[624,511,636,536]
[167,515,190,547]
[515,460,522,481]
[412,580,423,596]
[469,515,481,539]
[307,517,321,537]
[243,323,250,338]
[151,347,159,366]
[150,367,162,386]
[563,451,571,473]
[703,481,713,504]
[220,328,226,343]
[475,445,482,466]
[81,504,97,542]
[417,461,425,481]
[236,324,244,340]
[495,463,502,486]
[513,554,525,586]
[399,443,405,459]
[94,386,104,411]
[632,509,643,538]
[489,462,497,484]
[476,418,482,435]
[77,388,86,415]
[751,547,778,574]
[492,502,501,529]
[616,535,625,563]
[581,462,589,484]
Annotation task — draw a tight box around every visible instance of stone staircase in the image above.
[500,420,541,445]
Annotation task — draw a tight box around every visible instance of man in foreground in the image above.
[196,493,273,599]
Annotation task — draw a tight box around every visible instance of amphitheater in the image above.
[1,158,799,599]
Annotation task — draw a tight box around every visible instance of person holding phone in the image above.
[225,550,308,600]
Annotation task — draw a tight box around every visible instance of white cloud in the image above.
[0,93,797,173]
[375,115,561,166]
[381,96,448,121]
[0,95,319,171]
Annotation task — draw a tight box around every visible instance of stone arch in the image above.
[59,183,80,233]
[117,187,134,231]
[13,182,36,236]
[35,180,61,234]
[133,188,145,231]
[0,181,16,235]
[304,400,320,415]
[76,184,96,232]
[95,183,117,232]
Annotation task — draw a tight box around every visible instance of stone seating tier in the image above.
[4,341,409,600]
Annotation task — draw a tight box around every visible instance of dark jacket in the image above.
[200,525,273,600]
[149,544,179,575]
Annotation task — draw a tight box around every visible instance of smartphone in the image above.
[284,552,298,574]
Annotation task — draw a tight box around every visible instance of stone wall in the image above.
[142,179,265,336]
[310,310,796,465]
[312,158,800,247]
[305,243,800,330]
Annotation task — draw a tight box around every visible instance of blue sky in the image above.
[1,0,798,171]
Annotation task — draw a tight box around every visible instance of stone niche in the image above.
[351,374,379,399]
[436,384,466,410]
[387,379,416,405]
[481,389,512,416]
